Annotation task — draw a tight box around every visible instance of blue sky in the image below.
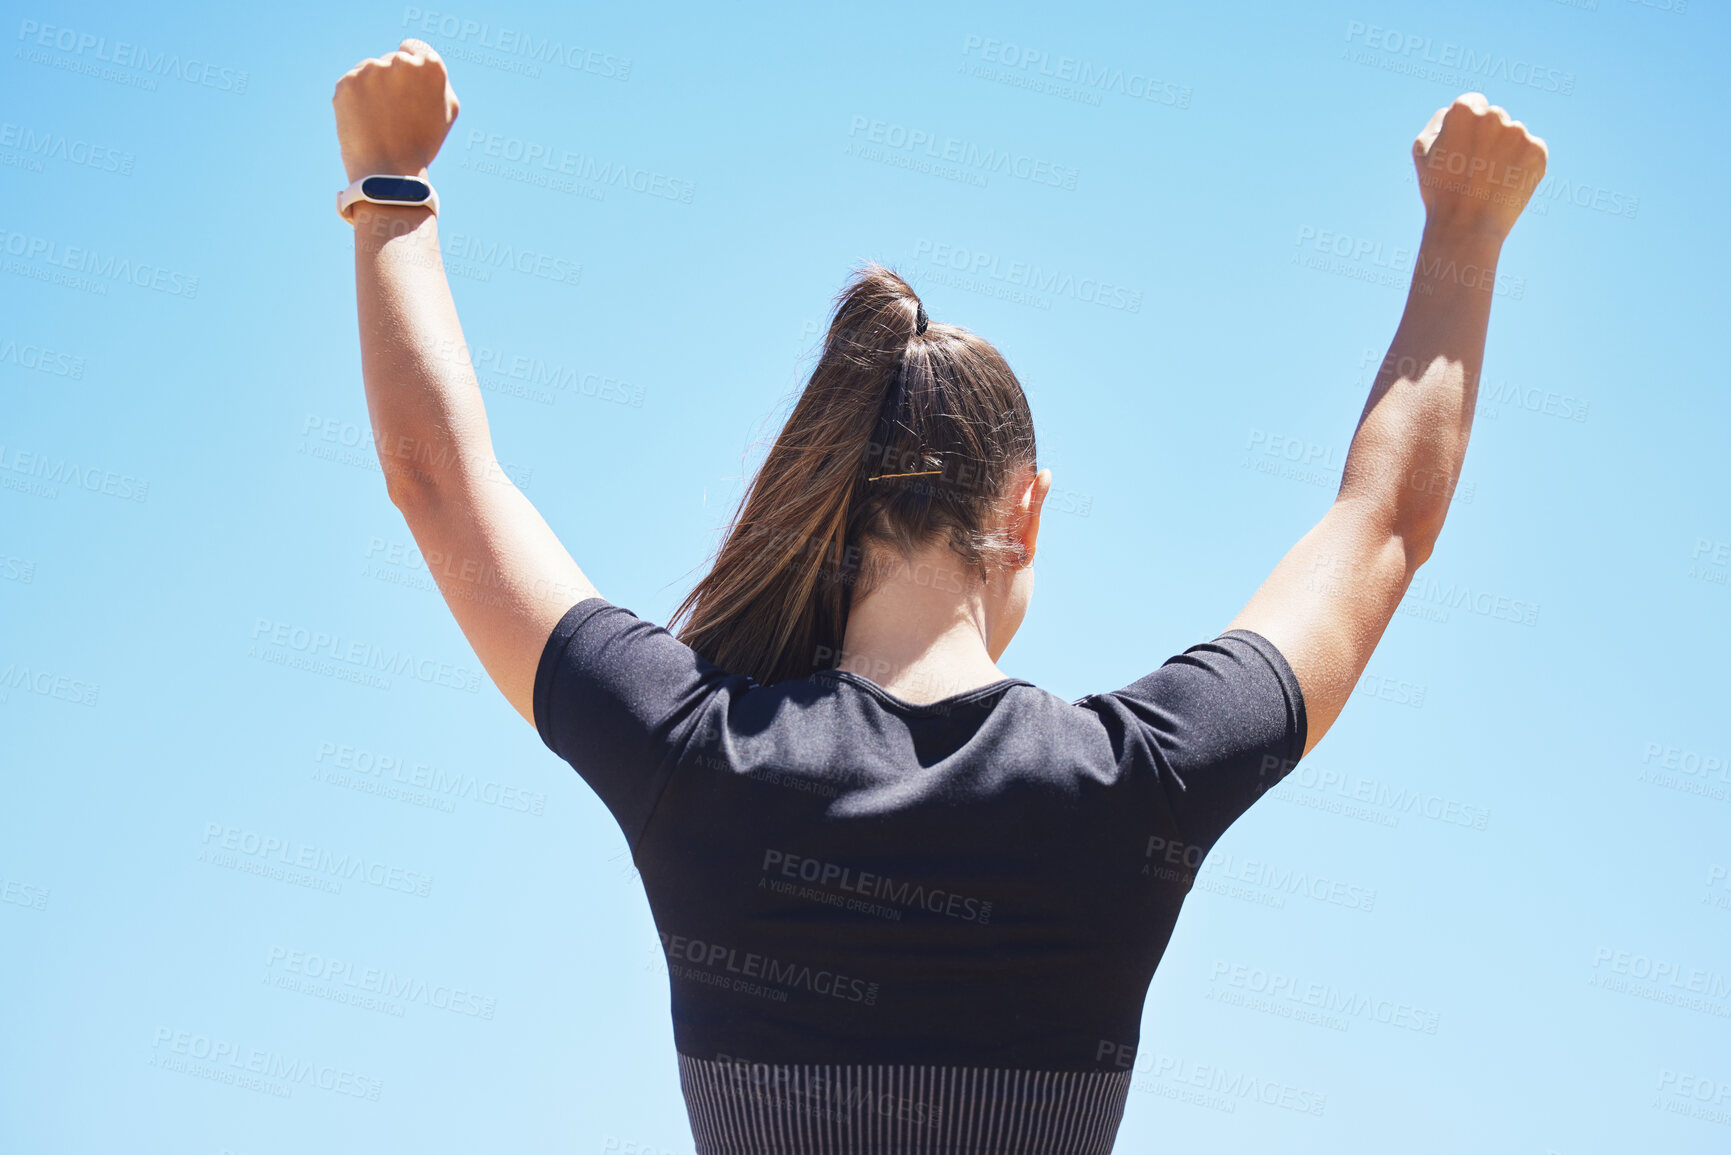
[2,0,1727,1151]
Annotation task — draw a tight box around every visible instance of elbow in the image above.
[1399,527,1439,573]
[382,465,438,514]
[1336,487,1448,571]
[1350,484,1447,571]
[1337,494,1444,574]
[1392,504,1446,572]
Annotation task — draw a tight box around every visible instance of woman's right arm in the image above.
[336,40,598,726]
[1227,93,1548,759]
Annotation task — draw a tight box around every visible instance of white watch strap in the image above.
[337,175,439,221]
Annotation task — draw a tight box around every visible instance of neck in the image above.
[835,546,1010,704]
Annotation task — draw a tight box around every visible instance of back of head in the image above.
[671,264,1038,685]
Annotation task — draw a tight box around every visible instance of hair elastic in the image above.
[914,302,929,335]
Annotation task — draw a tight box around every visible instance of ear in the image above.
[1018,468,1053,565]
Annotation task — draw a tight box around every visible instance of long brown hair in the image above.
[670,264,1037,686]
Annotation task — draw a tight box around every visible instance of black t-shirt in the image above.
[534,597,1306,1074]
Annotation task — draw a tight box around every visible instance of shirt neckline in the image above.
[813,668,1033,715]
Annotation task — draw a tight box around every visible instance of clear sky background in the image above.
[3,1,1728,1152]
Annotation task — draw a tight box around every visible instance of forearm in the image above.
[351,202,496,505]
[1335,224,1503,557]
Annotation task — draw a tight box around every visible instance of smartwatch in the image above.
[337,174,439,221]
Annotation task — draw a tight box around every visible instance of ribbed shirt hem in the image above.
[677,1054,1132,1155]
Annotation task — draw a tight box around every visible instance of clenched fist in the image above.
[1412,93,1548,244]
[332,39,460,184]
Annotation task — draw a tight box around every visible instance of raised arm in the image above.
[333,40,597,726]
[1228,92,1547,757]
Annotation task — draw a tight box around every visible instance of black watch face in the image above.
[360,175,430,203]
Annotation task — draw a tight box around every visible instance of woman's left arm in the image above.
[336,40,598,727]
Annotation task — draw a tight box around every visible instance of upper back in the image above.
[534,597,1307,1071]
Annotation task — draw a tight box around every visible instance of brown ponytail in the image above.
[670,264,1037,686]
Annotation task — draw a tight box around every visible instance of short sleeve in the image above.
[532,598,745,851]
[1083,629,1307,853]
